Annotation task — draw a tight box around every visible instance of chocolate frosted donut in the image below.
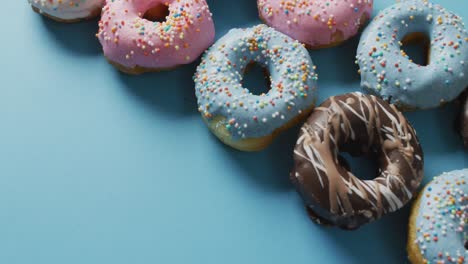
[291,92,424,229]
[458,90,468,148]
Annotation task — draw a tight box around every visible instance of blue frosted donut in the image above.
[407,169,467,264]
[194,25,318,151]
[356,1,468,110]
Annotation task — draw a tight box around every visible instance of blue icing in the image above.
[356,1,468,109]
[194,24,318,140]
[414,169,467,263]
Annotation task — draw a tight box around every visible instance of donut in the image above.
[407,169,467,264]
[194,25,318,151]
[28,0,104,22]
[291,92,424,229]
[257,0,373,49]
[458,90,468,148]
[356,1,468,110]
[97,0,215,74]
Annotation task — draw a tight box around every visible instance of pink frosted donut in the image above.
[97,0,215,74]
[258,0,373,48]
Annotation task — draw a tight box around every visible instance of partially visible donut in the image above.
[356,1,468,110]
[28,0,104,22]
[407,169,467,264]
[97,0,215,74]
[458,90,468,148]
[257,0,373,49]
[291,92,424,229]
[194,25,318,151]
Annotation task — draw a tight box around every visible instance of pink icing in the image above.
[258,0,373,48]
[97,0,215,70]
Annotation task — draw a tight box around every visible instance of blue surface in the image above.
[0,1,466,263]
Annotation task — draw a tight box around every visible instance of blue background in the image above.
[1,1,467,263]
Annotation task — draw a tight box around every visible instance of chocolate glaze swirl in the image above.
[291,92,424,229]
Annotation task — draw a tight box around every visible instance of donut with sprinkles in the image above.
[29,0,104,22]
[257,0,374,48]
[356,0,468,110]
[194,25,318,151]
[407,169,467,264]
[97,0,215,74]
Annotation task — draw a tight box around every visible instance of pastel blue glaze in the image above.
[414,169,467,263]
[194,25,318,140]
[356,1,468,109]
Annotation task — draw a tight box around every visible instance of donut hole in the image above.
[242,62,271,96]
[143,3,170,23]
[339,152,379,181]
[400,32,431,66]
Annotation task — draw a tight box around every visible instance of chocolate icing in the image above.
[458,89,468,148]
[291,92,424,229]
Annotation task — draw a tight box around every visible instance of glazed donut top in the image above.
[97,0,215,69]
[258,0,373,47]
[194,25,318,140]
[28,0,104,20]
[291,92,423,229]
[413,169,467,264]
[356,0,468,109]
